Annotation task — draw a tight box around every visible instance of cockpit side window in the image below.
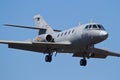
[97,25,105,30]
[85,25,89,29]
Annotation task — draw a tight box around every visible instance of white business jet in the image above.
[0,14,120,66]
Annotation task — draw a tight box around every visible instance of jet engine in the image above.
[38,34,54,42]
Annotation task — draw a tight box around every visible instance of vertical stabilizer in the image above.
[33,14,54,35]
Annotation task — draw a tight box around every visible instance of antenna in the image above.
[90,19,93,23]
[78,22,82,26]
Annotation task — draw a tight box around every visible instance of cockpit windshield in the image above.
[85,24,105,30]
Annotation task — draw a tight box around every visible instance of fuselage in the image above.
[53,23,108,48]
[35,22,108,53]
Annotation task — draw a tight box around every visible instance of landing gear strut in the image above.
[80,58,87,66]
[44,48,54,63]
[45,54,52,62]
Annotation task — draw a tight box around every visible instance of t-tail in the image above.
[33,14,55,35]
[3,14,61,42]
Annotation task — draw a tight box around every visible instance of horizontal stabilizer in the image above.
[3,24,61,32]
[3,24,45,30]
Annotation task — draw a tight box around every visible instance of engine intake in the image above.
[38,34,54,42]
[46,34,54,42]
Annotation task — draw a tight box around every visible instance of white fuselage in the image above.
[52,23,108,48]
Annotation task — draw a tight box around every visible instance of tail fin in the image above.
[33,14,54,35]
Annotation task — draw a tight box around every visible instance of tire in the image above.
[45,55,49,62]
[45,55,52,62]
[80,59,87,66]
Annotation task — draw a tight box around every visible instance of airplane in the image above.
[0,14,120,66]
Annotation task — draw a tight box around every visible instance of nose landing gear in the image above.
[79,44,94,66]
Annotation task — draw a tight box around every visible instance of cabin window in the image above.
[57,34,60,37]
[61,33,63,36]
[68,31,71,34]
[64,32,67,35]
[72,29,75,33]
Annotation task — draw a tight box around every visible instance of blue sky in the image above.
[0,0,120,80]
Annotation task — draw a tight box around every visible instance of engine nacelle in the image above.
[37,34,54,42]
[46,34,54,42]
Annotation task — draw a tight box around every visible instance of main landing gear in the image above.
[44,52,88,66]
[44,49,88,66]
[45,53,87,66]
[80,58,87,66]
[45,54,52,62]
[44,48,54,63]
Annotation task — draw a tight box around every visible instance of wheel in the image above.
[48,55,52,62]
[80,59,87,66]
[45,55,52,62]
[45,55,49,62]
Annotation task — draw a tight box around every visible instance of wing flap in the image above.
[73,51,107,58]
[0,40,71,53]
[8,43,44,52]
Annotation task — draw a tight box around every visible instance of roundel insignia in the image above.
[36,36,40,42]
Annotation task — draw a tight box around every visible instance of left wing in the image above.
[73,48,120,58]
[0,40,71,53]
[93,48,120,58]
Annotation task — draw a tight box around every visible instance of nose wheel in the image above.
[80,59,87,66]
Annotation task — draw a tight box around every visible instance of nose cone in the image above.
[99,31,108,40]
